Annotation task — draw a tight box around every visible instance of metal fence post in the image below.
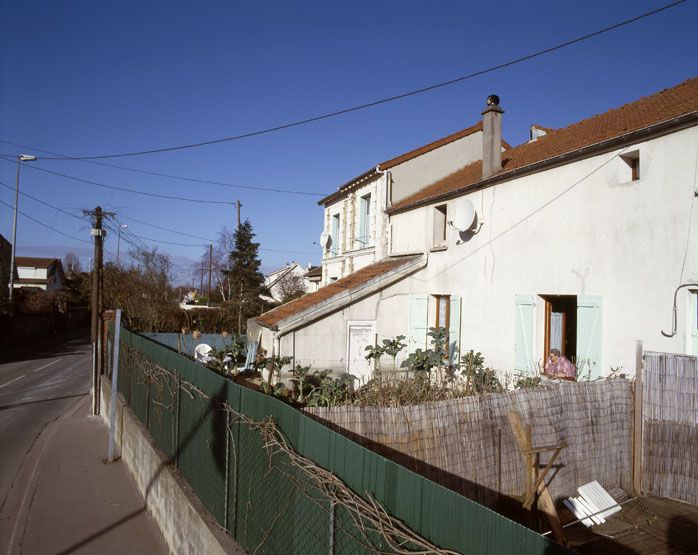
[107,309,122,463]
[174,370,181,467]
[328,501,336,555]
[632,339,643,495]
[224,410,230,531]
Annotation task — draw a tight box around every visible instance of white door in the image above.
[347,323,374,384]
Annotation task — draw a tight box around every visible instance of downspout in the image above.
[661,283,698,337]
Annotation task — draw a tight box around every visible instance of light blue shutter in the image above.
[577,295,603,379]
[408,294,429,354]
[514,294,535,374]
[449,296,461,363]
[691,292,698,356]
[358,195,370,246]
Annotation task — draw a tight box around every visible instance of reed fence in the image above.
[305,379,634,510]
[642,351,698,505]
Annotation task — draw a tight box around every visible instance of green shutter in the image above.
[449,296,461,363]
[577,295,603,379]
[514,294,535,374]
[408,294,429,354]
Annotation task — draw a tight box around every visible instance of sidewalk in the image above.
[6,395,169,555]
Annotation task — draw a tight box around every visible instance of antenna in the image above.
[448,198,476,232]
[319,232,331,248]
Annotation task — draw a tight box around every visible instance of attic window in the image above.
[620,151,640,182]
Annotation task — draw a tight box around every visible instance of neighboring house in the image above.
[14,257,66,292]
[318,122,510,286]
[250,78,698,383]
[262,262,313,304]
[0,234,13,299]
[305,265,322,293]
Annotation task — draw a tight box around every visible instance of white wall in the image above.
[390,131,484,204]
[389,126,698,375]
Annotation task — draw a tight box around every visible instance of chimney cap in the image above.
[486,94,500,107]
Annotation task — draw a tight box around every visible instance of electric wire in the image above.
[0,197,91,244]
[0,180,89,223]
[19,0,688,161]
[0,140,325,196]
[0,156,238,205]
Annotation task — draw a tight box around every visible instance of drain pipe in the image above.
[661,283,698,337]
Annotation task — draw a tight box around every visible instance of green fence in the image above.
[108,326,570,554]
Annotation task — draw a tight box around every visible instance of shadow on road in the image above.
[0,328,91,365]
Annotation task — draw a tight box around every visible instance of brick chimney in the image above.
[482,94,504,179]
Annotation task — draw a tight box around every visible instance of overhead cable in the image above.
[0,197,91,244]
[0,140,325,196]
[19,0,688,161]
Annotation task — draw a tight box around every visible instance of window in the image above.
[542,295,577,363]
[408,294,461,362]
[434,294,450,330]
[357,194,371,247]
[433,205,447,247]
[330,214,340,256]
[620,151,640,182]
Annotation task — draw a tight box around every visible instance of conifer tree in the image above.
[225,219,266,333]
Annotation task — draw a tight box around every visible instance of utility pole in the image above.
[85,206,106,415]
[236,200,242,334]
[208,243,213,307]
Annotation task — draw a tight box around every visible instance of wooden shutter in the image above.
[448,296,461,364]
[514,294,535,373]
[408,294,429,354]
[577,295,603,379]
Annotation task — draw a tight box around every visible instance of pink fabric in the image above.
[544,354,576,379]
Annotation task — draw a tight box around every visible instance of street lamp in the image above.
[8,154,37,302]
[116,224,128,264]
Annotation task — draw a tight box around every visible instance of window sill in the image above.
[430,245,447,253]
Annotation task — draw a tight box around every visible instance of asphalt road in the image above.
[0,331,92,506]
[0,330,168,555]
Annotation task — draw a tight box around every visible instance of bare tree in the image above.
[276,270,307,303]
[64,252,82,275]
[213,226,235,301]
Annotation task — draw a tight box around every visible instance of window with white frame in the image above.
[330,213,340,256]
[357,193,371,247]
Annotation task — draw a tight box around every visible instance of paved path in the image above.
[0,331,168,555]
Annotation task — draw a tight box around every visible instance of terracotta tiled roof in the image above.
[15,257,59,269]
[305,265,322,279]
[390,77,698,213]
[255,256,421,328]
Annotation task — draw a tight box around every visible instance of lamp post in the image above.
[8,154,37,302]
[116,224,128,264]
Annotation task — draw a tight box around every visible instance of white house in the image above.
[249,77,698,383]
[262,262,315,304]
[14,257,65,292]
[318,122,507,285]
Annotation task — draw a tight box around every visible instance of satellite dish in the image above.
[319,232,331,248]
[451,198,476,232]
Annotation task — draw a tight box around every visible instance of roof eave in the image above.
[388,111,698,215]
[253,254,428,334]
[317,168,379,206]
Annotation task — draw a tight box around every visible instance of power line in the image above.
[0,156,238,205]
[0,179,88,223]
[20,0,688,161]
[0,140,325,196]
[0,197,91,244]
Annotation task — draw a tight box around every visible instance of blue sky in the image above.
[1,0,696,281]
